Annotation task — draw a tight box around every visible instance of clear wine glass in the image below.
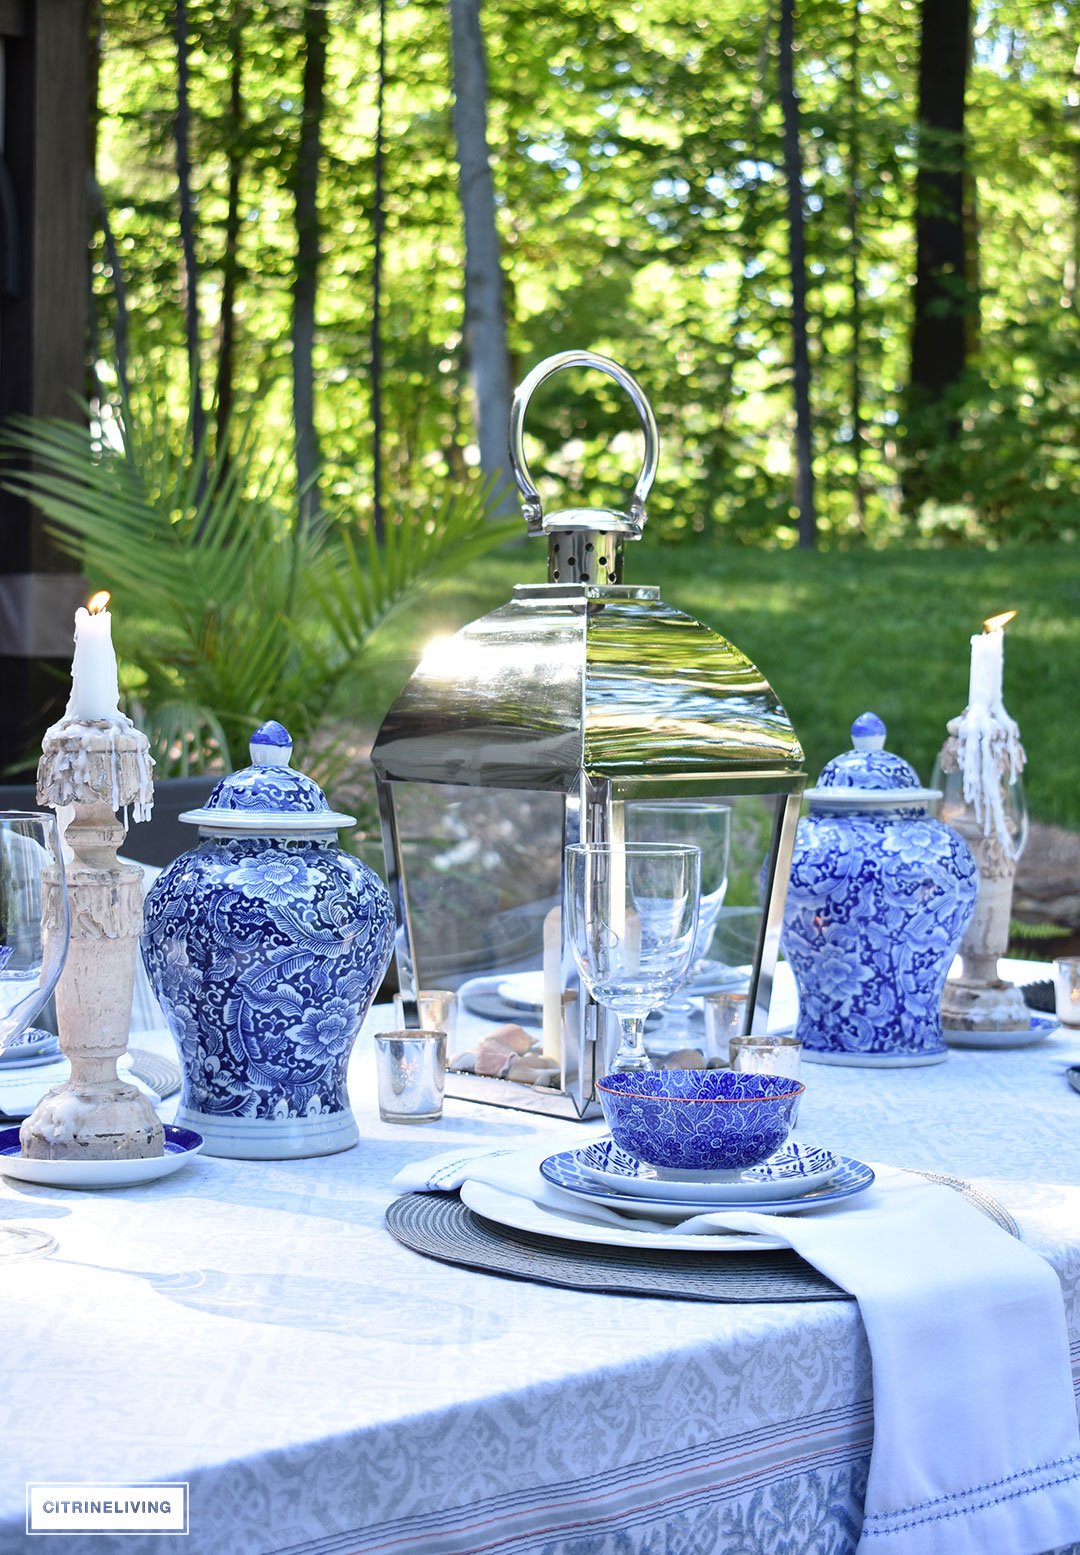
[0,811,70,1261]
[565,842,700,1073]
[626,801,731,997]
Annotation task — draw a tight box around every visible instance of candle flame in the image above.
[982,610,1016,634]
[87,591,111,615]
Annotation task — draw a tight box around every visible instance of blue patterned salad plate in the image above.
[540,1148,875,1219]
[597,1068,804,1172]
[0,1028,61,1067]
[575,1138,841,1202]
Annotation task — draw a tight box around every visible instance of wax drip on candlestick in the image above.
[954,611,1025,859]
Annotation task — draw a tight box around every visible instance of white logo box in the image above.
[27,1484,189,1536]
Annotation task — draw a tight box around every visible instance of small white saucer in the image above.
[943,1013,1059,1050]
[0,1126,204,1189]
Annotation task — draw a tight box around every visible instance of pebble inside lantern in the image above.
[372,352,805,1118]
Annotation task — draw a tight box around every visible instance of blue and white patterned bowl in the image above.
[596,1069,805,1173]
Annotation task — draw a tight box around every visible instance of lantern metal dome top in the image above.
[371,350,804,798]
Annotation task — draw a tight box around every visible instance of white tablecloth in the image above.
[2,967,1079,1555]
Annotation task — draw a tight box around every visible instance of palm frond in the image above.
[0,404,518,776]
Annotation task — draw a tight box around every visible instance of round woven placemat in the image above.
[128,1048,182,1101]
[384,1192,851,1303]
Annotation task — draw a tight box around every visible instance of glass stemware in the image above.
[565,842,700,1073]
[0,811,70,1260]
[626,801,732,1002]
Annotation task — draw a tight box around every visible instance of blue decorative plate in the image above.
[540,1148,874,1219]
[0,1029,62,1068]
[943,1013,1059,1050]
[0,1125,204,1189]
[576,1138,841,1203]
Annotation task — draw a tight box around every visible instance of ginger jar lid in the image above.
[178,721,356,834]
[802,713,941,810]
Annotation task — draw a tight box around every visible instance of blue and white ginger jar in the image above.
[780,712,977,1067]
[141,721,395,1157]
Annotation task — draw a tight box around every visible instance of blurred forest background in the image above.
[10,0,1078,857]
[89,0,1079,547]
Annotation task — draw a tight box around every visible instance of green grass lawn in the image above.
[345,538,1080,829]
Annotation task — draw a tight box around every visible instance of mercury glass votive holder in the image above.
[728,1034,803,1082]
[375,1030,447,1123]
[392,989,458,1048]
[702,991,748,1063]
[1054,958,1080,1029]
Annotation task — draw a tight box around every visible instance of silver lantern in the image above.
[372,351,805,1119]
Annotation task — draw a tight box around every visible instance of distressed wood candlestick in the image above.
[21,716,161,1160]
[937,614,1028,1034]
[938,731,1029,1032]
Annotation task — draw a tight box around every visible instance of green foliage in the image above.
[0,400,517,777]
[90,0,1080,548]
[343,533,1080,829]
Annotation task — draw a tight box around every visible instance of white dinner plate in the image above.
[540,1150,874,1220]
[496,972,544,1012]
[575,1139,842,1202]
[459,1179,787,1252]
[943,1013,1059,1050]
[0,1125,204,1189]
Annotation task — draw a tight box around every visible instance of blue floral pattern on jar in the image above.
[782,803,977,1062]
[203,765,329,814]
[142,834,394,1140]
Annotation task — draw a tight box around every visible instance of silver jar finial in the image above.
[507,350,659,586]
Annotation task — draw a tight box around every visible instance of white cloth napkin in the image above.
[394,1142,1080,1555]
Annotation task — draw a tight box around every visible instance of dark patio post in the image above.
[0,0,89,778]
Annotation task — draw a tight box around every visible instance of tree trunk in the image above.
[449,0,514,509]
[292,0,328,528]
[174,0,206,460]
[89,178,130,411]
[370,0,387,541]
[87,0,103,406]
[847,0,865,532]
[909,0,972,411]
[215,14,245,460]
[778,0,816,549]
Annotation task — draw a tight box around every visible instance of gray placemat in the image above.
[384,1192,851,1303]
[385,1172,1020,1303]
[127,1047,182,1102]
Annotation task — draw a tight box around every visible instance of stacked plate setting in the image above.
[538,1139,875,1224]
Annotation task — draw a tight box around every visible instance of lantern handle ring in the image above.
[507,350,659,538]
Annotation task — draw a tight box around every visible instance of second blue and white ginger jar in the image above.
[141,721,395,1157]
[780,712,977,1067]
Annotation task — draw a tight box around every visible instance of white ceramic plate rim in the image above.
[0,1126,203,1188]
[460,1178,787,1252]
[575,1139,841,1202]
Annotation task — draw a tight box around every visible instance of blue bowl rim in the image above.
[597,1071,805,1104]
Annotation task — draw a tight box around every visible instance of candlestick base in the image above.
[27,716,160,1161]
[20,1084,162,1161]
[940,975,1030,1034]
